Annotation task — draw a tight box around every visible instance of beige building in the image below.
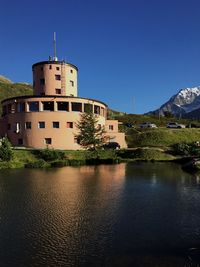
[0,58,127,150]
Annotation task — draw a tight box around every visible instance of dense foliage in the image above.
[0,138,13,161]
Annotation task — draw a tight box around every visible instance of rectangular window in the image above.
[57,101,69,111]
[70,69,73,73]
[49,65,52,69]
[70,80,74,87]
[66,122,73,128]
[71,102,82,112]
[18,138,23,145]
[28,101,39,112]
[55,88,61,94]
[40,78,45,85]
[44,138,52,145]
[25,122,31,129]
[53,121,59,128]
[109,125,114,130]
[17,102,25,112]
[7,124,11,130]
[15,122,20,133]
[2,105,7,115]
[55,74,61,80]
[38,121,45,128]
[41,67,43,71]
[56,67,60,71]
[42,101,54,111]
[94,105,100,115]
[84,103,93,113]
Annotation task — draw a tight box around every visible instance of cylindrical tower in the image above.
[32,60,78,97]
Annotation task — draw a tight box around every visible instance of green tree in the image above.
[76,111,105,150]
[0,137,13,161]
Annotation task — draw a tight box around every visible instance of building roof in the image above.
[32,61,78,71]
[1,95,108,107]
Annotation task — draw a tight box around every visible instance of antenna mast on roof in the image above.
[53,32,58,61]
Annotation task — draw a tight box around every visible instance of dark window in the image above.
[17,102,25,112]
[25,122,31,129]
[70,80,74,86]
[38,121,45,128]
[44,138,52,145]
[41,67,43,71]
[49,65,52,69]
[70,69,73,73]
[109,125,114,130]
[42,101,54,111]
[67,122,73,128]
[56,67,60,71]
[55,75,61,80]
[57,102,69,111]
[84,103,93,113]
[18,139,23,145]
[28,102,39,112]
[40,78,45,85]
[55,88,61,94]
[2,106,7,115]
[7,104,11,113]
[94,105,100,115]
[53,121,59,128]
[71,102,82,112]
[7,124,11,130]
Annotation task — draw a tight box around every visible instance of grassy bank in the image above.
[0,149,120,169]
[126,128,200,148]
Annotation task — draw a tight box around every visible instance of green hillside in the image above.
[0,76,33,114]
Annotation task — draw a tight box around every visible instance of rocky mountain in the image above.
[151,86,200,118]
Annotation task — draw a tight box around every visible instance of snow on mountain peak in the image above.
[178,87,200,99]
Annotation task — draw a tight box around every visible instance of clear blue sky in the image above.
[1,0,200,114]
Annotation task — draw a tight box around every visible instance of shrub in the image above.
[34,148,65,161]
[0,137,13,161]
[25,159,50,168]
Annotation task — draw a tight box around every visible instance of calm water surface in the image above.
[0,162,200,266]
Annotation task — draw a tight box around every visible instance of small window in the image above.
[109,125,114,130]
[57,102,69,111]
[42,101,54,111]
[7,124,11,130]
[74,137,80,144]
[44,138,52,145]
[25,122,31,129]
[70,69,73,73]
[56,67,60,71]
[55,88,61,94]
[66,122,73,128]
[94,105,100,115]
[71,102,82,112]
[84,103,93,113]
[55,74,61,80]
[38,121,45,128]
[53,121,59,128]
[40,78,45,85]
[18,138,23,145]
[49,65,52,69]
[17,103,25,112]
[15,122,20,133]
[41,67,43,71]
[70,80,74,87]
[28,102,39,112]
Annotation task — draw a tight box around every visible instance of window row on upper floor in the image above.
[2,101,106,117]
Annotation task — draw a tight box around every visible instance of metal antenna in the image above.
[53,32,57,61]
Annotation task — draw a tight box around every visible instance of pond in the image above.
[0,162,200,266]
